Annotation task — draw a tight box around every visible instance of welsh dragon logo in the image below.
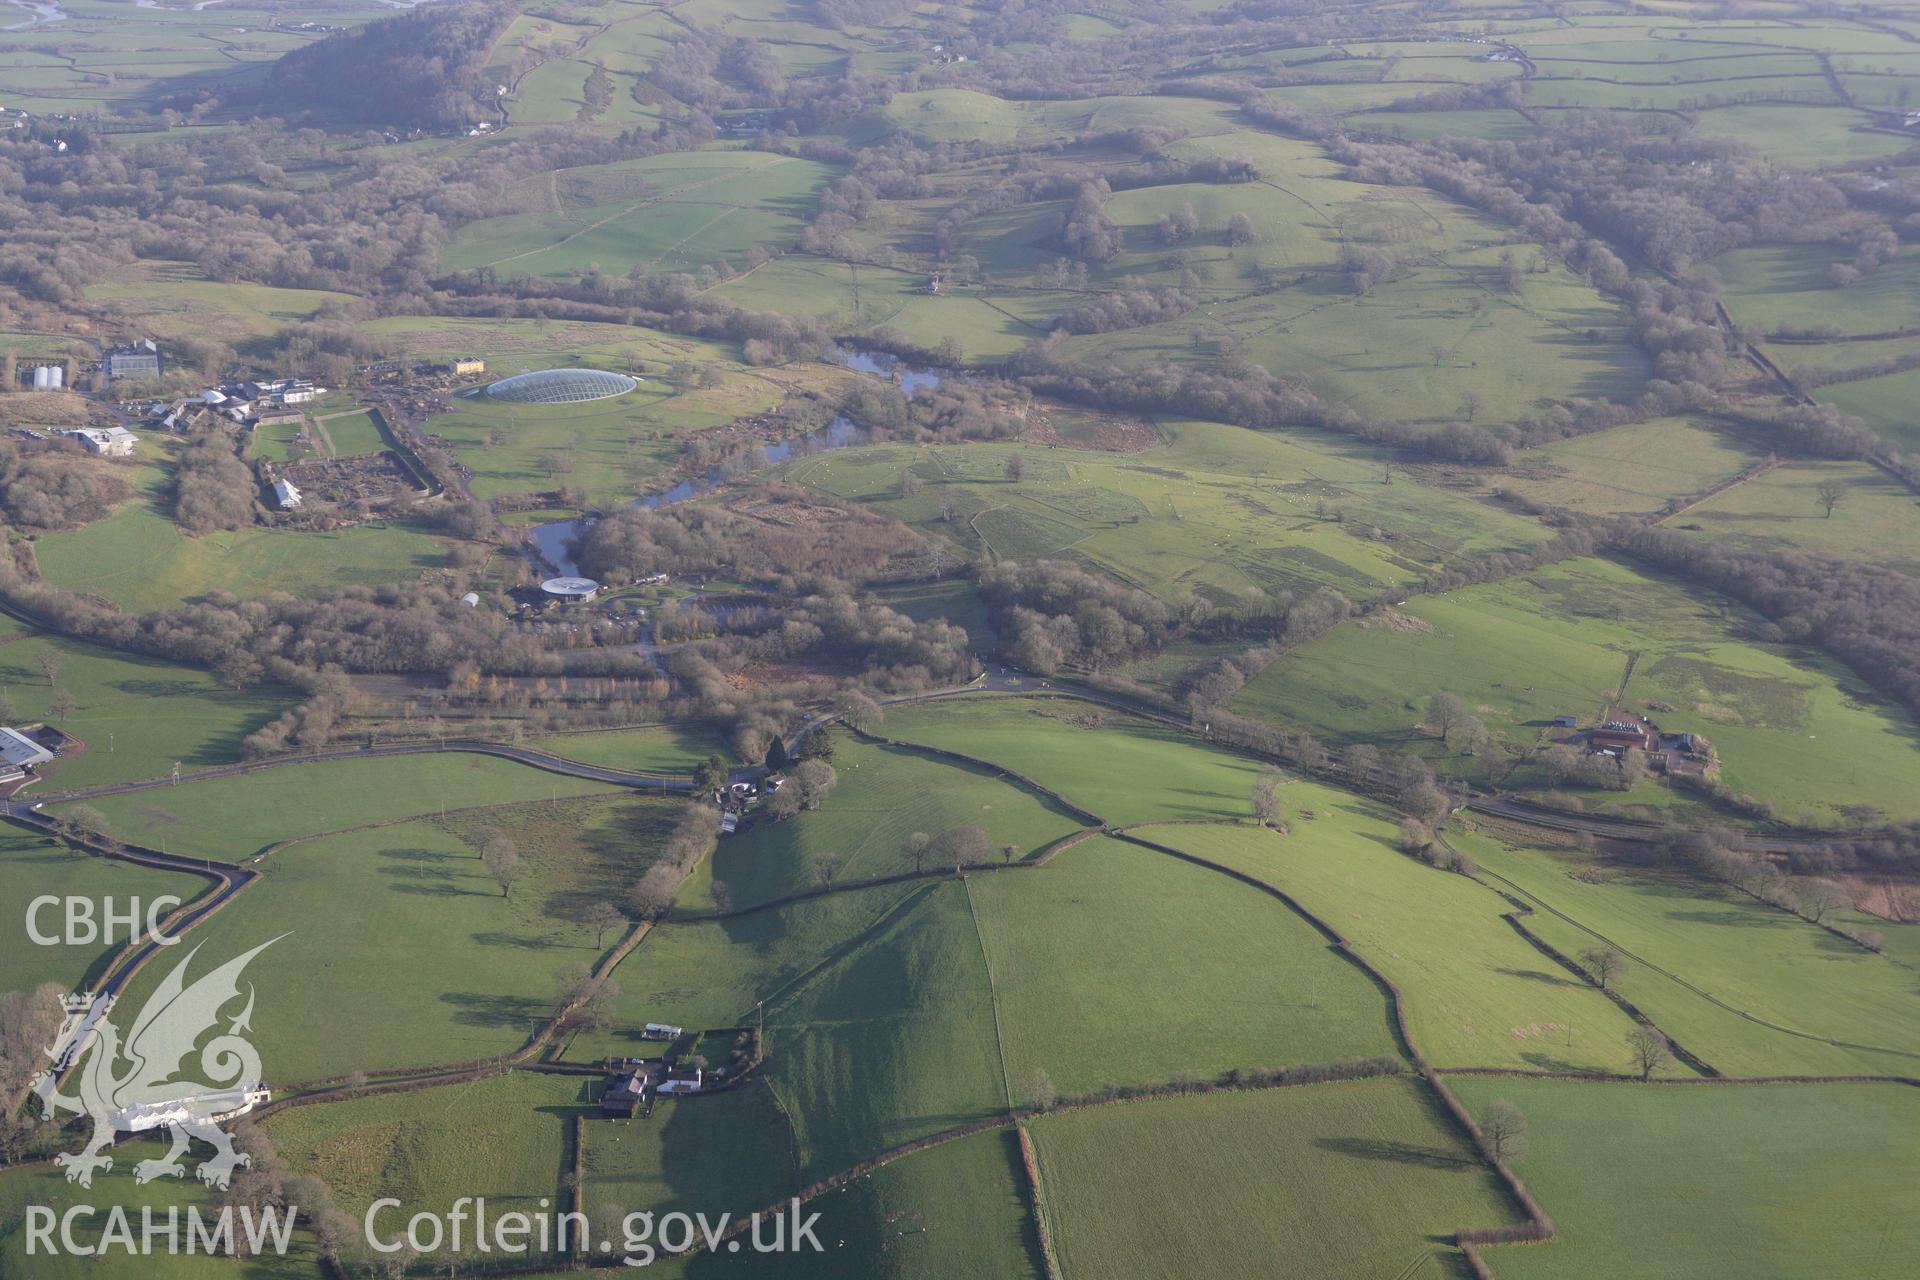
[30,938,280,1190]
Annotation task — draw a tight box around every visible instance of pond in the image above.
[529,416,867,576]
[831,346,946,397]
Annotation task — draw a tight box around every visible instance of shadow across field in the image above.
[1312,1136,1479,1171]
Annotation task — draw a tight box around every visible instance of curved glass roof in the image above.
[486,368,636,405]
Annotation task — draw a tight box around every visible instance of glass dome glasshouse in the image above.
[484,367,637,405]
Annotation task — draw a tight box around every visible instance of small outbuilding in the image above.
[600,1072,647,1117]
[273,478,302,510]
[61,426,138,457]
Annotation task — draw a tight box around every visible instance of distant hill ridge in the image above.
[259,1,514,130]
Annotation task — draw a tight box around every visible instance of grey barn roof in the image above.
[0,727,54,769]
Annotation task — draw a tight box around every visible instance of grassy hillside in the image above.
[1159,801,1662,1074]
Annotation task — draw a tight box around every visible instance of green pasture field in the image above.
[107,795,681,1081]
[1459,831,1920,1077]
[1382,53,1523,84]
[1347,107,1538,140]
[1053,247,1648,428]
[1717,244,1920,337]
[668,1128,1043,1279]
[84,260,355,342]
[1526,48,1826,83]
[1766,332,1920,378]
[1703,104,1908,168]
[1530,75,1838,112]
[689,731,1087,912]
[512,56,595,126]
[764,879,1009,1180]
[1500,417,1760,517]
[562,883,922,1060]
[1820,365,1920,454]
[1254,81,1419,112]
[31,461,450,613]
[1833,66,1920,110]
[1449,1077,1920,1280]
[878,89,1052,143]
[0,829,206,995]
[1233,556,1920,823]
[1159,803,1660,1074]
[716,256,1040,360]
[526,724,723,774]
[443,152,835,279]
[788,418,1550,604]
[359,315,730,364]
[1026,1078,1519,1280]
[60,753,629,861]
[580,1085,796,1231]
[968,834,1400,1096]
[266,1072,586,1256]
[881,90,1236,146]
[878,696,1263,827]
[1681,459,1920,574]
[1098,177,1361,295]
[0,618,292,790]
[0,1136,318,1279]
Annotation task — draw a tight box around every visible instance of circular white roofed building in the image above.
[485,368,636,405]
[540,576,601,604]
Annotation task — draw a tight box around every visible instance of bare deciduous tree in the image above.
[1024,1067,1058,1112]
[583,901,624,948]
[1580,945,1626,991]
[934,824,989,872]
[626,865,679,922]
[1796,877,1853,924]
[1425,692,1467,740]
[1250,772,1284,827]
[1480,1099,1528,1164]
[1626,1026,1672,1080]
[1815,478,1847,519]
[479,829,528,899]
